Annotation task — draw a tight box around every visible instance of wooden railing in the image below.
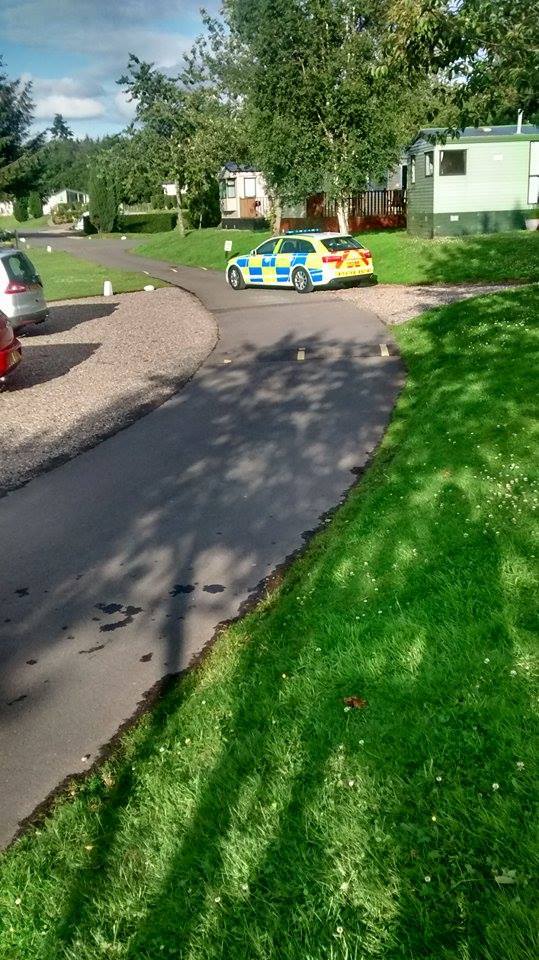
[322,189,406,218]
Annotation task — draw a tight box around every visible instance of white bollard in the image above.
[103,280,113,296]
[143,284,155,292]
[46,245,52,253]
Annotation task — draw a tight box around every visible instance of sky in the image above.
[0,0,216,139]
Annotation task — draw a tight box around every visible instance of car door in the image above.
[247,237,280,284]
[276,237,318,284]
[274,237,298,283]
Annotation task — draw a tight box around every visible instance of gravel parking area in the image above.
[0,287,217,493]
[336,282,518,325]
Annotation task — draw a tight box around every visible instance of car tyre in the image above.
[292,266,313,294]
[227,265,246,290]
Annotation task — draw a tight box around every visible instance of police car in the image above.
[225,230,374,294]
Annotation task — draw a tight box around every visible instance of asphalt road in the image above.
[0,236,404,846]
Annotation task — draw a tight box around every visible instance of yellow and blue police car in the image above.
[225,230,374,294]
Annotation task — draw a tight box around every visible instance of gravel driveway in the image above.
[336,282,518,325]
[1,287,217,493]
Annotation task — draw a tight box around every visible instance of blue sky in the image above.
[0,1,216,139]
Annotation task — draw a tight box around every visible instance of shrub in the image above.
[164,195,176,209]
[89,172,118,232]
[52,202,84,224]
[13,198,28,222]
[151,191,166,210]
[28,191,43,219]
[185,182,221,229]
[117,211,177,233]
[82,214,98,235]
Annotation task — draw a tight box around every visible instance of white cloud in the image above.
[34,95,105,120]
[114,91,138,120]
[1,1,197,71]
[31,75,105,99]
[1,0,219,134]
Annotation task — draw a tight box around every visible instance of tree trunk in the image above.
[336,197,349,234]
[174,181,185,235]
[273,200,282,235]
[269,195,282,234]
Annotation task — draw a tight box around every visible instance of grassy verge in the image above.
[26,249,167,301]
[134,227,539,284]
[0,214,50,232]
[0,287,537,959]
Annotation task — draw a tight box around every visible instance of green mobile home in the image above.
[407,125,539,237]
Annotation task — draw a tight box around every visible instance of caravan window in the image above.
[244,177,256,198]
[440,150,466,176]
[226,179,236,199]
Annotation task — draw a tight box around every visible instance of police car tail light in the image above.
[361,249,372,260]
[322,254,344,265]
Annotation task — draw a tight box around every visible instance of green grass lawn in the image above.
[0,287,537,959]
[0,214,51,232]
[134,227,539,285]
[26,249,166,301]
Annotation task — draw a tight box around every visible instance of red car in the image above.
[0,309,22,385]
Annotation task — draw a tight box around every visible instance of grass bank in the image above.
[0,287,537,959]
[134,227,539,285]
[26,248,166,301]
[0,214,50,232]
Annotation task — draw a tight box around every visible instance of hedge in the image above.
[118,212,177,233]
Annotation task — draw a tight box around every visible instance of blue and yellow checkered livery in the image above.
[226,232,374,294]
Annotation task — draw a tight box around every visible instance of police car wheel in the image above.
[228,266,245,290]
[292,267,313,294]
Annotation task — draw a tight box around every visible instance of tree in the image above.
[49,113,73,141]
[151,190,166,209]
[37,136,118,197]
[118,54,247,233]
[391,0,538,127]
[118,55,192,234]
[198,1,430,232]
[0,55,44,196]
[89,164,118,232]
[13,197,28,222]
[28,190,43,218]
[185,179,221,228]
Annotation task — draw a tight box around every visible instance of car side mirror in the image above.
[250,249,256,255]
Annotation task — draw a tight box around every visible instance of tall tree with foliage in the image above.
[118,55,193,234]
[27,190,42,218]
[89,161,118,232]
[118,53,246,233]
[0,54,44,196]
[198,1,431,231]
[49,113,73,141]
[37,135,118,197]
[391,0,538,127]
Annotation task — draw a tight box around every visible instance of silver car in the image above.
[0,248,48,330]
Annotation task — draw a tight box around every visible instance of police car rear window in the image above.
[321,236,363,251]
